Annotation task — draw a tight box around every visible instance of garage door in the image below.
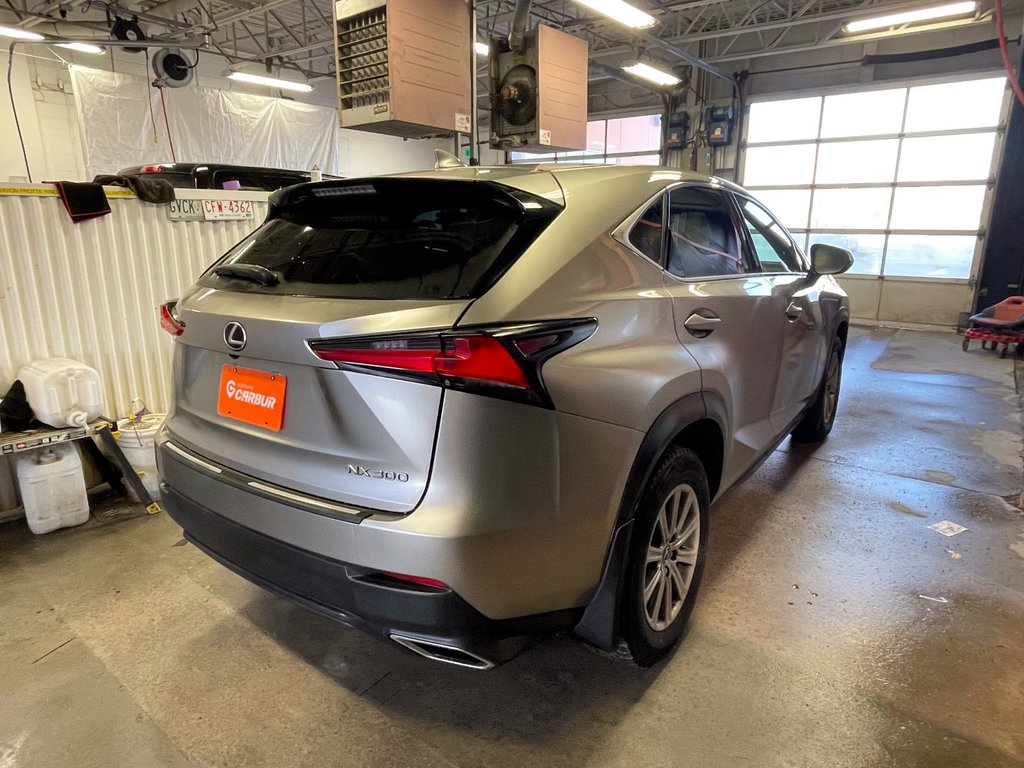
[741,75,1007,327]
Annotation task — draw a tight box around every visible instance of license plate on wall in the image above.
[167,199,204,221]
[203,199,255,220]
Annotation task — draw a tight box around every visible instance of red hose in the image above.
[158,87,178,162]
[994,0,1024,108]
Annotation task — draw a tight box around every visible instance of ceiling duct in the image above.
[508,0,532,54]
[489,24,588,153]
[333,0,472,138]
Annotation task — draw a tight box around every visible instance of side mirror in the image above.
[809,242,854,276]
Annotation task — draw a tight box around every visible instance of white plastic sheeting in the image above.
[70,66,341,178]
[0,185,267,418]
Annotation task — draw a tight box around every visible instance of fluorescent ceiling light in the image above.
[474,41,489,57]
[0,24,45,41]
[56,42,105,54]
[228,72,313,93]
[572,0,656,29]
[844,1,976,32]
[623,61,680,86]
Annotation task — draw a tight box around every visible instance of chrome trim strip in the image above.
[165,441,223,474]
[246,481,363,516]
[163,439,368,522]
[389,633,495,671]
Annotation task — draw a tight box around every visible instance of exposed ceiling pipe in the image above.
[638,32,732,83]
[508,0,532,53]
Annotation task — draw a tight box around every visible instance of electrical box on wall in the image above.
[489,24,588,153]
[705,105,735,147]
[334,0,471,138]
[665,111,690,150]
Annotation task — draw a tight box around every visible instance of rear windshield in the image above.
[198,178,558,300]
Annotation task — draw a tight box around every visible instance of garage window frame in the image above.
[739,74,1008,282]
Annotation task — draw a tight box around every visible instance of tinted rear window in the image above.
[199,178,558,300]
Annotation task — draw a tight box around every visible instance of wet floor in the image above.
[2,326,1023,767]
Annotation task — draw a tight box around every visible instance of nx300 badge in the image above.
[348,464,410,483]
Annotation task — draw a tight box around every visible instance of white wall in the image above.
[0,46,448,182]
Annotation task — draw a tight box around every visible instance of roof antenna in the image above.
[434,149,466,169]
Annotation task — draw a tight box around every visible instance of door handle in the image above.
[785,301,804,321]
[684,311,722,337]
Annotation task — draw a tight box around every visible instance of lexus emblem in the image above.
[224,322,247,352]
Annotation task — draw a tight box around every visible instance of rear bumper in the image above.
[162,483,578,666]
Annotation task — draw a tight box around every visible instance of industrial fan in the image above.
[496,64,537,127]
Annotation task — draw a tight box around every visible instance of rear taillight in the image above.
[140,164,167,173]
[309,319,597,408]
[159,300,185,336]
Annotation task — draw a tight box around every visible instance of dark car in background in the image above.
[98,163,337,192]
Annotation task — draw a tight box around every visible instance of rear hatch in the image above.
[167,176,561,513]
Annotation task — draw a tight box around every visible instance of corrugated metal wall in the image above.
[0,185,268,512]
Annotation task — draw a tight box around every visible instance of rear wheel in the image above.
[623,446,709,667]
[791,336,844,443]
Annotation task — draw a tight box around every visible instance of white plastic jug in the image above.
[16,358,104,428]
[116,413,165,502]
[17,445,90,534]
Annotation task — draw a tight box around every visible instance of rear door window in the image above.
[666,187,747,278]
[199,178,560,300]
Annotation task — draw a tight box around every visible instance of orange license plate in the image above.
[217,365,287,431]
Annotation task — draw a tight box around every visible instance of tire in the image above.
[791,336,844,443]
[623,445,709,667]
[962,337,970,352]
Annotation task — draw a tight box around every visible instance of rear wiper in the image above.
[212,264,280,286]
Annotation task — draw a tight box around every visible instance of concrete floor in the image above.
[2,326,1023,768]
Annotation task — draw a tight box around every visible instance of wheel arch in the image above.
[573,391,727,649]
[836,319,849,350]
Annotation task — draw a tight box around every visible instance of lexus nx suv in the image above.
[156,163,852,669]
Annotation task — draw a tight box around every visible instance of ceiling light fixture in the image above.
[844,1,977,33]
[623,61,680,86]
[55,42,105,54]
[0,24,45,41]
[228,71,314,93]
[572,0,657,29]
[474,41,489,57]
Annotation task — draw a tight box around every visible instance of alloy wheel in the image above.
[643,483,701,632]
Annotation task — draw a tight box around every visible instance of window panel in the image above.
[897,133,996,181]
[890,185,986,230]
[742,144,817,186]
[586,120,607,153]
[606,114,662,153]
[883,234,975,278]
[820,88,906,137]
[904,77,1006,132]
[747,97,822,142]
[811,234,884,275]
[606,153,660,165]
[748,189,812,232]
[811,187,892,229]
[816,139,899,183]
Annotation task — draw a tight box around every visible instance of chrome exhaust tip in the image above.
[389,633,495,670]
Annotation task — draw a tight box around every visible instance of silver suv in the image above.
[157,165,851,669]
